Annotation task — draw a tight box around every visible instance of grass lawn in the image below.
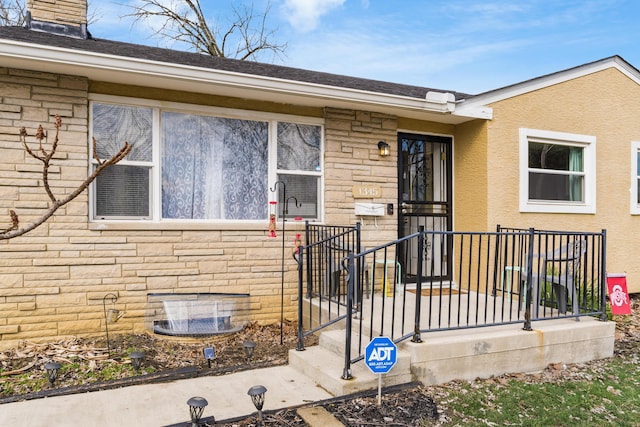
[422,311,640,426]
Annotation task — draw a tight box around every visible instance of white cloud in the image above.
[281,0,345,32]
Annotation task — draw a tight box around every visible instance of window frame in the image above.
[519,128,596,214]
[89,94,324,226]
[631,141,640,215]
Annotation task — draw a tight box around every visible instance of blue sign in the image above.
[365,336,397,374]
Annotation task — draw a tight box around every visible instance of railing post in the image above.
[523,228,535,331]
[304,221,312,298]
[296,245,306,351]
[492,224,501,296]
[354,222,362,311]
[599,229,608,322]
[412,226,425,343]
[342,251,354,379]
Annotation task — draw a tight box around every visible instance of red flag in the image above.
[606,273,631,315]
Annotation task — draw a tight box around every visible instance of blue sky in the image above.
[88,0,640,94]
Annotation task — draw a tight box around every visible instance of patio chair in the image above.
[528,239,587,318]
[500,265,525,302]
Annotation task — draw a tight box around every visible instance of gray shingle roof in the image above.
[0,26,472,100]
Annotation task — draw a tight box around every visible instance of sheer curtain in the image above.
[162,112,268,220]
[568,147,583,202]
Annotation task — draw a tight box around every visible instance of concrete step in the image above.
[317,327,397,357]
[289,330,413,396]
[318,328,356,356]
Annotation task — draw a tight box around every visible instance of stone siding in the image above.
[27,0,87,27]
[323,108,397,248]
[0,68,401,347]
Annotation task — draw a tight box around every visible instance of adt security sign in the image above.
[365,336,397,374]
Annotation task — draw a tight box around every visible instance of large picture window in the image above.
[161,113,268,220]
[519,128,595,214]
[90,97,323,223]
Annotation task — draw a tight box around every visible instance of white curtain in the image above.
[161,113,268,220]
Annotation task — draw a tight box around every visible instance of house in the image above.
[0,0,636,348]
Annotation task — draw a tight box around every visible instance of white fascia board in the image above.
[0,38,461,116]
[452,102,493,120]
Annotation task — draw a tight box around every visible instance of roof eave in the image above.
[0,38,485,123]
[456,56,639,115]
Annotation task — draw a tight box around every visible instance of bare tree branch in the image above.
[123,0,286,62]
[0,0,26,26]
[1,115,132,240]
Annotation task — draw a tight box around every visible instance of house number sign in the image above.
[352,185,381,199]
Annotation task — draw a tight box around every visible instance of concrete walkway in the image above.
[0,365,333,426]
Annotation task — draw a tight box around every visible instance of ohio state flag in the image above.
[606,273,631,315]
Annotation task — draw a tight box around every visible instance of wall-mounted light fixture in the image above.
[377,141,390,157]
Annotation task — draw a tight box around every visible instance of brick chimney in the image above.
[26,0,88,39]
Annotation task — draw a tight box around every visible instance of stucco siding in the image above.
[485,67,640,292]
[453,120,489,232]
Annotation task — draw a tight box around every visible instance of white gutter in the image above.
[0,38,466,117]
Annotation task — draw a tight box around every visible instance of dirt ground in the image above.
[0,320,308,398]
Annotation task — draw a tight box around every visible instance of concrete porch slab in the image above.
[408,316,614,385]
[291,316,615,396]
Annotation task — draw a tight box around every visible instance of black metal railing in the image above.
[295,222,361,350]
[296,225,607,380]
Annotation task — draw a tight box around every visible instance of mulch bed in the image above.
[0,320,311,401]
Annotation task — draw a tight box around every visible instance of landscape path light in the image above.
[243,340,256,363]
[247,384,267,420]
[187,396,209,427]
[203,346,215,368]
[44,361,61,388]
[129,351,144,372]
